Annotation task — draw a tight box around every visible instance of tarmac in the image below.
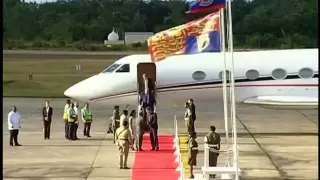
[3,97,318,180]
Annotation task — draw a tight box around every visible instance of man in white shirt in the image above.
[8,106,22,146]
[73,102,80,140]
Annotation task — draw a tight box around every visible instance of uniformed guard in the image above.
[112,105,120,143]
[63,99,71,139]
[115,120,132,169]
[73,102,80,140]
[188,132,198,179]
[184,102,194,134]
[68,103,77,140]
[82,102,92,137]
[204,125,221,178]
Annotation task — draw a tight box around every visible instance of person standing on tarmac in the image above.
[73,102,80,140]
[82,102,92,137]
[112,105,121,143]
[204,125,221,179]
[63,99,71,139]
[115,120,132,169]
[135,111,145,151]
[120,110,129,127]
[68,103,77,140]
[128,110,137,151]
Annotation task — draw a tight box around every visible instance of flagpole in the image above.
[219,7,230,167]
[226,0,239,179]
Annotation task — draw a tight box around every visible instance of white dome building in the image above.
[107,28,119,41]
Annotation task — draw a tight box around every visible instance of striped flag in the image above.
[187,0,226,14]
[147,12,221,62]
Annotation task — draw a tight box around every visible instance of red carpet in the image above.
[132,134,179,180]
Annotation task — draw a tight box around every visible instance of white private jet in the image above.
[64,48,318,109]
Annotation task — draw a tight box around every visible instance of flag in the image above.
[147,12,221,62]
[187,0,226,14]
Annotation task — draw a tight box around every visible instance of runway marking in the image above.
[84,130,108,179]
[236,115,287,179]
[296,111,318,125]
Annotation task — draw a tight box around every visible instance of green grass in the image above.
[3,59,115,97]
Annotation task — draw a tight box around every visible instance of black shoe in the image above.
[15,144,21,146]
[150,148,155,151]
[123,167,130,169]
[189,175,194,179]
[119,167,123,169]
[87,135,91,138]
[9,144,13,146]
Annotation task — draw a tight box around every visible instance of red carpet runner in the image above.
[132,134,179,180]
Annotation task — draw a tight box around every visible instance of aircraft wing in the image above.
[243,96,318,109]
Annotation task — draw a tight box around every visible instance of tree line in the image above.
[3,0,317,51]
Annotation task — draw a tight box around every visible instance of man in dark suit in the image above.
[42,101,53,140]
[146,107,159,151]
[140,88,156,110]
[142,74,155,93]
[188,99,196,132]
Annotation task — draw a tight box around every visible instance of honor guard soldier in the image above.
[68,103,77,140]
[112,105,120,143]
[204,125,221,178]
[115,120,132,169]
[188,132,198,179]
[73,102,80,140]
[82,102,92,137]
[63,99,71,139]
[184,102,194,135]
[8,106,22,146]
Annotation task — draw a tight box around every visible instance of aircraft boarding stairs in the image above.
[172,118,241,180]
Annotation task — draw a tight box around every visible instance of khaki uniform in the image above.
[184,108,194,134]
[115,126,132,168]
[205,131,221,167]
[188,137,198,166]
[112,110,120,143]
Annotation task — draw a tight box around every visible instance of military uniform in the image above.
[188,137,198,166]
[112,110,120,143]
[115,126,132,169]
[184,108,194,134]
[205,130,221,178]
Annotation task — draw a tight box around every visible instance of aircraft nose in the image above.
[64,82,90,100]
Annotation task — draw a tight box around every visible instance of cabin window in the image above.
[298,67,314,79]
[271,68,287,80]
[116,64,130,73]
[192,71,206,81]
[246,69,259,80]
[218,70,231,81]
[102,64,121,73]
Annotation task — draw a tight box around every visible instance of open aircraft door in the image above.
[137,63,157,94]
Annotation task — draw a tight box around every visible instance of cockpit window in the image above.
[102,64,121,73]
[116,64,130,73]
